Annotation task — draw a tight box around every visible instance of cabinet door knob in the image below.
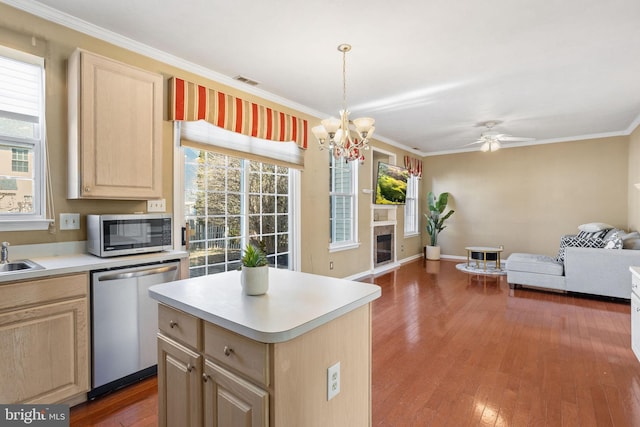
[84,186,91,192]
[169,320,178,329]
[187,363,194,372]
[202,373,209,382]
[223,346,234,357]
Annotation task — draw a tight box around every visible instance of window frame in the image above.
[404,175,420,237]
[329,155,359,252]
[175,121,301,275]
[0,45,49,231]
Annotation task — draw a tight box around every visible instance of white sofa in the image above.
[506,247,640,299]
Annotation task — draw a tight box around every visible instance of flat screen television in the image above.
[374,162,409,205]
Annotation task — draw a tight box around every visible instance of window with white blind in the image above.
[329,155,358,250]
[0,45,47,230]
[404,175,419,236]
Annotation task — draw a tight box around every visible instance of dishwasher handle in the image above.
[97,265,178,281]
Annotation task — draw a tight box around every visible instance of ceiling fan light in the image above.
[490,141,501,151]
[480,142,490,152]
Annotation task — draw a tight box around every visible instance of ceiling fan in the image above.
[468,121,535,152]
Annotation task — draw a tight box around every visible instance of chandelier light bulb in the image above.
[321,118,341,135]
[311,125,328,143]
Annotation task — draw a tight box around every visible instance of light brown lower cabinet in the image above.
[0,273,89,404]
[157,302,372,427]
[157,304,269,427]
[203,360,269,427]
[157,334,203,427]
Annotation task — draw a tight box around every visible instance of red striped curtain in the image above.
[169,77,308,149]
[404,156,423,177]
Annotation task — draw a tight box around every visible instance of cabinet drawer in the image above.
[158,304,200,350]
[0,273,87,312]
[204,322,269,386]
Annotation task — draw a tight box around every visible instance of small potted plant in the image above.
[240,241,269,295]
[424,191,455,260]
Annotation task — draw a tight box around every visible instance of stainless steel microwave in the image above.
[87,213,172,257]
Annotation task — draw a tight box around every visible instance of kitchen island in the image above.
[149,268,381,427]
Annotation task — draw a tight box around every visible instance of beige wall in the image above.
[628,125,640,231]
[0,3,421,278]
[422,136,630,258]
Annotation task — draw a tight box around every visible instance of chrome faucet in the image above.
[1,242,9,264]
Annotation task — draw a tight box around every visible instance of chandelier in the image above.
[312,44,375,162]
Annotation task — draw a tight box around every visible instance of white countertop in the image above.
[0,246,188,283]
[149,268,382,343]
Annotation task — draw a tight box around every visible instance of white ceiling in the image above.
[6,0,640,154]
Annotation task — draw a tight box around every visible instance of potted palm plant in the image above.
[424,191,455,260]
[240,241,269,295]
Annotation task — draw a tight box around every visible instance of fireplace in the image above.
[376,234,392,264]
[373,225,394,267]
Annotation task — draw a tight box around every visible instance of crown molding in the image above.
[625,112,640,135]
[1,0,415,154]
[0,1,319,117]
[3,0,636,159]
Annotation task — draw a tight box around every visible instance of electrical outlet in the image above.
[147,199,166,212]
[59,213,80,230]
[327,362,340,400]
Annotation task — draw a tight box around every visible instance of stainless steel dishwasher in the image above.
[89,260,180,399]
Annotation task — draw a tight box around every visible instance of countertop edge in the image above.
[150,285,382,344]
[0,250,188,283]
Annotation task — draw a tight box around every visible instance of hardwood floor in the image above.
[70,259,640,426]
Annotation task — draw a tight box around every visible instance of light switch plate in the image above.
[59,213,80,230]
[147,199,166,212]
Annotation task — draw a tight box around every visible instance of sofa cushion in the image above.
[506,253,564,276]
[556,234,606,263]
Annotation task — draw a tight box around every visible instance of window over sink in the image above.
[0,45,49,231]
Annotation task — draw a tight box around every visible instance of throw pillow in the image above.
[577,229,610,240]
[578,222,615,232]
[604,231,623,249]
[556,234,607,263]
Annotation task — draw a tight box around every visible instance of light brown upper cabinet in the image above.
[67,49,163,199]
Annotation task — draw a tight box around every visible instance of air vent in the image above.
[233,75,260,86]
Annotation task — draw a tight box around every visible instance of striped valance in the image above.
[404,156,423,177]
[169,77,308,149]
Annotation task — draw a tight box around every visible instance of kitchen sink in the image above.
[0,260,45,274]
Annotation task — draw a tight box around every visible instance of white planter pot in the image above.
[241,265,269,295]
[426,245,441,261]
